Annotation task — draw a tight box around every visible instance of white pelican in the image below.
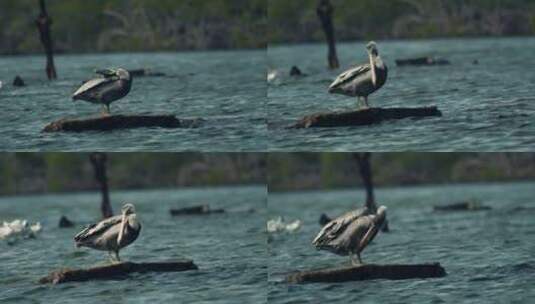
[0,219,41,240]
[74,203,141,262]
[72,68,132,114]
[328,41,387,108]
[312,206,387,265]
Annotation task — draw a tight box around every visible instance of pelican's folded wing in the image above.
[72,77,117,100]
[74,215,122,242]
[312,208,369,247]
[328,64,370,90]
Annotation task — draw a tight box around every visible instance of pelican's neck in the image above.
[369,53,377,86]
[374,55,384,69]
[117,212,127,245]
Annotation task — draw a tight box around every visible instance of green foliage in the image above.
[270,153,535,191]
[0,153,265,196]
[0,0,265,54]
[268,0,535,44]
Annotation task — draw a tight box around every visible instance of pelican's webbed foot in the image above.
[350,253,363,266]
[107,251,121,263]
[100,105,111,117]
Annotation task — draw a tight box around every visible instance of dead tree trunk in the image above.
[89,153,113,219]
[317,0,339,69]
[35,0,57,80]
[353,153,389,231]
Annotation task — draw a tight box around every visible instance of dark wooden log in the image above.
[170,205,225,216]
[42,115,203,132]
[39,260,198,284]
[89,153,113,219]
[317,0,339,69]
[291,106,442,128]
[35,0,57,80]
[434,201,491,212]
[287,263,446,283]
[396,57,450,67]
[58,215,74,228]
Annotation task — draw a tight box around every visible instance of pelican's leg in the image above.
[357,96,362,109]
[363,96,370,108]
[106,104,111,115]
[114,250,121,262]
[107,251,115,263]
[357,253,363,264]
[350,254,361,266]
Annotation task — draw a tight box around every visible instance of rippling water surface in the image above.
[268,37,535,151]
[0,186,266,303]
[0,51,265,151]
[268,182,535,303]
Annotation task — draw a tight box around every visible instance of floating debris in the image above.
[170,204,225,216]
[395,57,450,66]
[434,199,491,212]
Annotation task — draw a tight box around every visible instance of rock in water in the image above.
[13,76,25,87]
[58,215,74,228]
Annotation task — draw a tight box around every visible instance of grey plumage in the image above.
[74,203,141,262]
[328,41,387,108]
[72,68,132,114]
[312,205,387,265]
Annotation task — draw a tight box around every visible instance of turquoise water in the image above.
[0,186,266,303]
[268,37,535,151]
[0,51,266,151]
[268,182,535,303]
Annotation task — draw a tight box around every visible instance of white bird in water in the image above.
[0,219,41,240]
[72,68,132,115]
[267,217,302,233]
[312,206,387,265]
[328,41,388,109]
[74,203,141,262]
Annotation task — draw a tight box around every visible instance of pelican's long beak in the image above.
[369,53,377,87]
[359,223,377,250]
[117,212,127,245]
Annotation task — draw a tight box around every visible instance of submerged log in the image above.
[39,260,198,284]
[43,115,203,132]
[170,205,225,216]
[128,69,166,77]
[434,201,491,211]
[292,106,442,128]
[396,57,450,67]
[287,263,446,283]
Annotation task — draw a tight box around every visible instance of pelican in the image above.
[72,68,132,114]
[74,203,141,262]
[328,41,387,108]
[312,206,387,265]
